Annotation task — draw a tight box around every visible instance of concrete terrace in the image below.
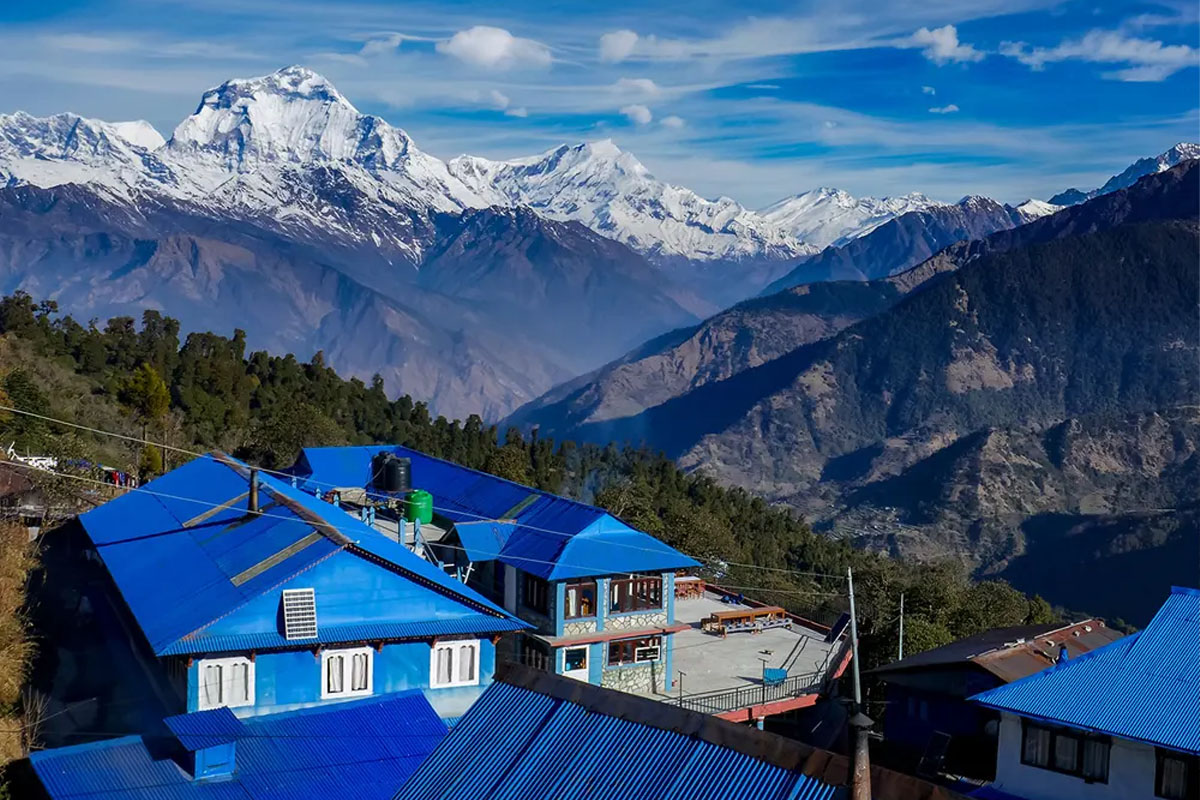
[638,591,843,718]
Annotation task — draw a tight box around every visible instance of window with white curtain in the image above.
[197,656,255,710]
[322,647,373,699]
[430,639,481,688]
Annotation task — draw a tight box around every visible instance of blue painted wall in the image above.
[186,638,496,718]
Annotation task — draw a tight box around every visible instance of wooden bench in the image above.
[702,606,792,637]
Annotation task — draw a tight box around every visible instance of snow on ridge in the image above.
[760,187,943,249]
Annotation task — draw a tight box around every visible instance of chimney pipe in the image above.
[249,468,259,513]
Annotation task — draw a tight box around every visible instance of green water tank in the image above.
[405,489,434,525]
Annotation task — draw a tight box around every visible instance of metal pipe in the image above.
[249,468,259,513]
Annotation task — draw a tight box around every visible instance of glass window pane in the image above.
[351,653,369,691]
[203,664,222,707]
[327,655,344,694]
[1161,756,1187,798]
[1024,726,1050,766]
[459,645,476,682]
[229,662,248,703]
[1054,734,1079,772]
[437,647,453,684]
[1082,739,1109,780]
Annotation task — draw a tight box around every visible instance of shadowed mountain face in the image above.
[511,163,1200,447]
[0,183,704,422]
[509,166,1199,612]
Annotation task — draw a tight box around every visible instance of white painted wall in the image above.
[992,713,1159,800]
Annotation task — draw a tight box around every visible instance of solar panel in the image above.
[282,588,318,640]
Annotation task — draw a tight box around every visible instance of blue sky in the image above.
[0,0,1196,205]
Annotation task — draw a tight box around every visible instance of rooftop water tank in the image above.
[405,489,433,525]
[372,453,411,494]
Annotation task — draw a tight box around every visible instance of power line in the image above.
[0,403,849,584]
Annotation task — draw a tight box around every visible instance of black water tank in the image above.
[382,455,411,494]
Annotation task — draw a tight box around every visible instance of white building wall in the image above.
[993,712,1159,800]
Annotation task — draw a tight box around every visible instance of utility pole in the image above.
[898,592,905,661]
[847,567,872,800]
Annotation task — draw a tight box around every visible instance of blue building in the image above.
[71,452,526,729]
[21,690,448,799]
[971,587,1199,800]
[289,445,701,697]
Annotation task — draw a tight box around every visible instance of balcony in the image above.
[640,589,849,720]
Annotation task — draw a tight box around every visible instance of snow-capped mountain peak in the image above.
[109,120,165,151]
[759,187,942,249]
[167,65,400,171]
[448,139,813,263]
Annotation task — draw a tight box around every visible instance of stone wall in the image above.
[604,610,668,631]
[561,618,598,636]
[601,663,663,694]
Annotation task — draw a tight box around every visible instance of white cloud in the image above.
[922,85,937,95]
[660,115,685,128]
[620,104,653,125]
[746,83,782,90]
[1001,30,1198,81]
[911,25,984,65]
[505,107,529,118]
[360,33,404,56]
[613,77,661,96]
[928,104,960,113]
[599,30,639,62]
[436,26,551,70]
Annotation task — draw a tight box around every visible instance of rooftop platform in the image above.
[640,590,848,719]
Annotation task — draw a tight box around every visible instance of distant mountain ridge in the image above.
[1049,142,1199,205]
[507,163,1200,441]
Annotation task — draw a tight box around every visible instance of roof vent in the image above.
[1084,624,1093,632]
[1043,639,1055,648]
[282,588,318,640]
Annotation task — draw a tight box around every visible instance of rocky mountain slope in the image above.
[509,164,1199,441]
[1050,142,1200,205]
[523,166,1199,591]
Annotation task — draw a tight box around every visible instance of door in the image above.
[562,646,589,683]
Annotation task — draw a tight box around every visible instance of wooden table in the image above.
[675,576,705,600]
[702,606,791,637]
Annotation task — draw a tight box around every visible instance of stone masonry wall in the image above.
[601,663,664,694]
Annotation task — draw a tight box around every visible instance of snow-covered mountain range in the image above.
[0,65,1068,274]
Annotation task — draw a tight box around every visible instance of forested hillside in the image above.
[0,290,1061,676]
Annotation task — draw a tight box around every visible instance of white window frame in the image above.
[196,656,255,710]
[429,639,481,689]
[321,647,374,699]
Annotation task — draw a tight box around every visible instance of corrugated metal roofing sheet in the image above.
[972,586,1200,754]
[162,708,244,751]
[30,691,448,800]
[395,680,839,800]
[293,445,699,579]
[78,454,523,656]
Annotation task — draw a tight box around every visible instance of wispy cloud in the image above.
[1000,29,1199,82]
[660,114,685,128]
[922,85,936,94]
[928,103,960,113]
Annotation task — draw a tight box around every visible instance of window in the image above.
[607,636,662,666]
[564,581,597,619]
[1020,720,1109,783]
[608,576,663,614]
[1158,749,1200,800]
[430,639,481,688]
[523,574,549,615]
[562,646,588,673]
[322,647,373,699]
[197,657,254,710]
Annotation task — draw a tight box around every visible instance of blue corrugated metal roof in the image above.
[395,675,839,800]
[30,691,448,800]
[972,586,1200,755]
[293,446,699,580]
[78,454,524,656]
[162,708,244,750]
